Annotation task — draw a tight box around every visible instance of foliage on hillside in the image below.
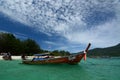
[87,43,120,57]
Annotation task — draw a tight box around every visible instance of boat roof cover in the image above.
[34,53,50,56]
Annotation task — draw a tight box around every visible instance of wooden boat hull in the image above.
[22,54,85,64]
[22,43,91,65]
[2,56,12,60]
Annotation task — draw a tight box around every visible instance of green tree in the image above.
[23,39,41,55]
[0,32,42,55]
[0,33,16,53]
[50,50,70,56]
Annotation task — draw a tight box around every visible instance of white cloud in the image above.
[0,30,28,39]
[0,30,9,33]
[44,41,58,46]
[0,0,120,50]
[14,32,28,39]
[64,19,120,48]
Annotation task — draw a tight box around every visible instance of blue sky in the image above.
[0,0,120,53]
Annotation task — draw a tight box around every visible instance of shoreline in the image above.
[0,56,33,60]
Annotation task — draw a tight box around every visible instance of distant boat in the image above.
[22,43,91,64]
[1,52,12,60]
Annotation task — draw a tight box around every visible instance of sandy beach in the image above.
[0,56,33,60]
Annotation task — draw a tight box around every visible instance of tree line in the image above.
[0,32,42,55]
[0,32,70,56]
[87,43,120,57]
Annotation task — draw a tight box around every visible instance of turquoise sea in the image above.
[0,58,120,80]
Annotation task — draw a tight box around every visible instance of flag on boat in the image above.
[84,51,87,61]
[84,53,86,61]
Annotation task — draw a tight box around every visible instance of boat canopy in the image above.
[34,53,50,56]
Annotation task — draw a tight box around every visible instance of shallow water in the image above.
[0,58,120,80]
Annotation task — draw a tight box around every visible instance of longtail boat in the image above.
[22,43,91,64]
[1,53,12,60]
